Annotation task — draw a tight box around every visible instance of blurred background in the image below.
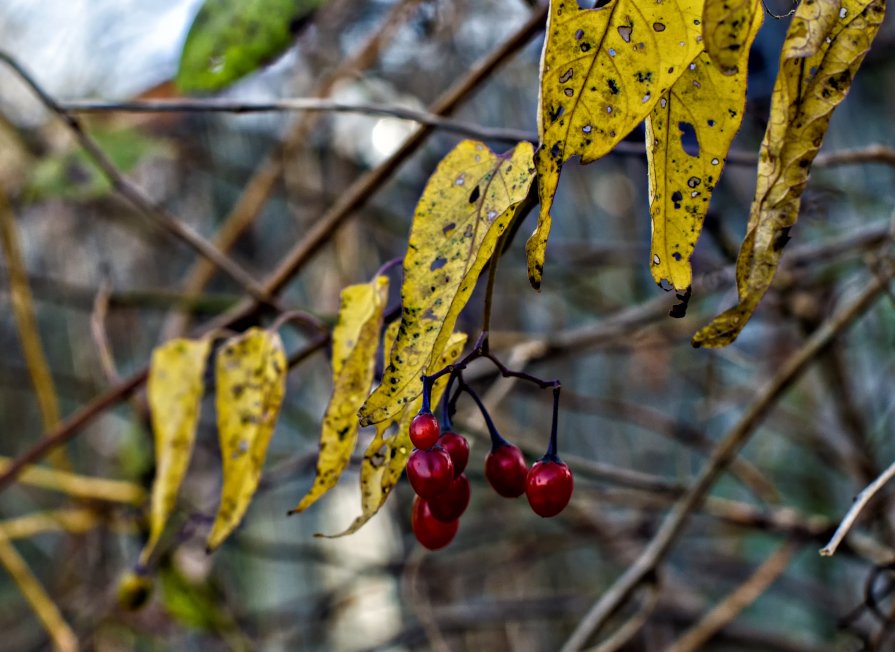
[1,0,895,650]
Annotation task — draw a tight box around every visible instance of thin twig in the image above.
[821,458,895,557]
[64,97,537,145]
[0,456,145,505]
[0,535,77,652]
[661,540,799,652]
[0,51,275,307]
[90,279,120,385]
[561,264,895,652]
[815,144,895,168]
[0,188,69,469]
[583,581,660,652]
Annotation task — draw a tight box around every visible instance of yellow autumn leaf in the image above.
[324,330,467,538]
[693,0,885,347]
[140,337,212,566]
[647,3,762,292]
[702,0,760,74]
[207,327,287,551]
[289,276,389,514]
[357,140,534,427]
[528,0,705,289]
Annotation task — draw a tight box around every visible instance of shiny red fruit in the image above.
[485,444,528,498]
[406,447,454,498]
[525,458,574,517]
[409,411,441,450]
[438,431,470,477]
[412,497,459,550]
[428,473,471,522]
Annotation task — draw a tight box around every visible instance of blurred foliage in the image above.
[177,0,327,92]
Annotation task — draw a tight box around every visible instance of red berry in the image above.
[409,411,440,450]
[438,431,470,477]
[412,496,459,550]
[428,473,471,522]
[406,447,454,498]
[485,444,528,498]
[525,458,574,517]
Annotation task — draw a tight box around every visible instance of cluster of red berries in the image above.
[407,410,471,550]
[407,405,574,551]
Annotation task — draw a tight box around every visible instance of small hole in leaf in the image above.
[678,121,700,157]
[468,186,481,203]
[430,257,447,271]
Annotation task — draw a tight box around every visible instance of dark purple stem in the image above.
[420,374,433,413]
[458,376,509,450]
[545,386,561,460]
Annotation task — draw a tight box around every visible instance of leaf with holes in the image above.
[208,328,287,551]
[693,0,885,347]
[323,330,466,538]
[646,3,762,294]
[140,338,212,566]
[702,0,761,74]
[357,140,534,427]
[528,0,705,290]
[289,276,389,514]
[177,0,325,92]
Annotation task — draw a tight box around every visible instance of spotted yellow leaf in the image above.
[324,330,466,538]
[207,327,287,551]
[702,0,761,74]
[141,337,212,566]
[647,3,762,292]
[289,276,389,514]
[358,140,534,427]
[693,0,885,347]
[528,0,705,289]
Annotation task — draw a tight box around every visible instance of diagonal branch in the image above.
[0,51,275,307]
[561,262,895,652]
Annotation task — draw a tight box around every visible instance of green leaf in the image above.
[693,0,885,347]
[646,3,762,291]
[208,328,287,551]
[358,140,534,427]
[529,0,705,290]
[176,0,325,92]
[290,276,389,514]
[141,337,212,567]
[26,127,165,202]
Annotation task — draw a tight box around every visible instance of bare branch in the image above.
[0,51,276,307]
[661,540,799,652]
[821,458,895,557]
[561,263,895,652]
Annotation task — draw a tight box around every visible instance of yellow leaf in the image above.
[693,0,885,347]
[290,276,389,513]
[358,140,534,427]
[528,0,705,289]
[702,0,761,74]
[647,4,762,291]
[117,570,154,611]
[140,337,212,566]
[324,331,467,538]
[207,328,287,551]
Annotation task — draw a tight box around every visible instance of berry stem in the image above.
[441,372,456,431]
[546,386,561,460]
[458,376,509,449]
[420,374,433,413]
[374,256,404,279]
